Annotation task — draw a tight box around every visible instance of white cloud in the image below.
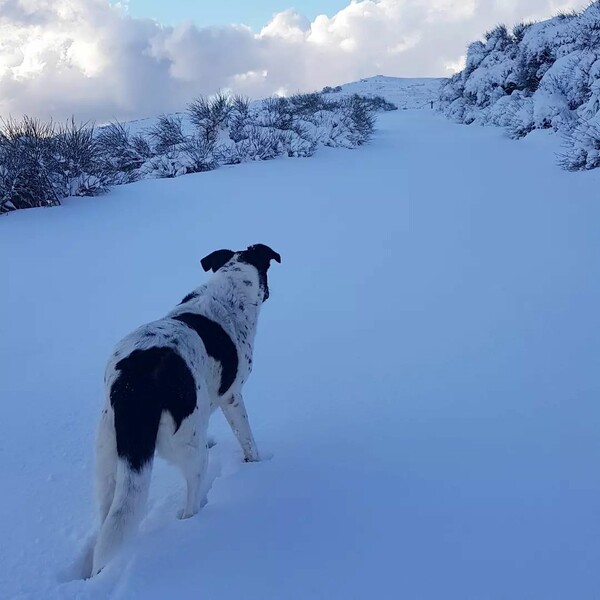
[0,0,590,121]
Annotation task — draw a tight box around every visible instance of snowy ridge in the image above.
[322,75,444,109]
[438,1,600,170]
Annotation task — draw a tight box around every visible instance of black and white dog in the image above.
[91,243,281,576]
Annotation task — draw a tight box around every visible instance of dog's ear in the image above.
[246,244,281,267]
[200,249,235,273]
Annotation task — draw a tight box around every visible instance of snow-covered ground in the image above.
[2,83,600,599]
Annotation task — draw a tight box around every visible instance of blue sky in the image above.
[124,0,349,29]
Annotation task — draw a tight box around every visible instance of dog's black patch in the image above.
[111,347,197,471]
[172,313,238,395]
[201,249,235,273]
[179,291,199,305]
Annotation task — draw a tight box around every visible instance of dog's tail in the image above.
[92,458,154,575]
[92,348,166,576]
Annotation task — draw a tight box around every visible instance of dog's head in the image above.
[201,244,281,302]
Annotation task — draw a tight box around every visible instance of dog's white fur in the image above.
[91,254,268,576]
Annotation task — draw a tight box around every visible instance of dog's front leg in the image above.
[220,392,260,462]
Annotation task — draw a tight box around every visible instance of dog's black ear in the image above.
[246,244,281,267]
[200,249,235,273]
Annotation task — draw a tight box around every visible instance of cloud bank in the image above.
[0,0,589,121]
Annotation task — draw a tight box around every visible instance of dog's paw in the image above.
[244,450,273,463]
[177,498,207,520]
[178,508,198,520]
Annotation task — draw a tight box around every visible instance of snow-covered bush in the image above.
[53,118,107,198]
[321,85,343,93]
[0,117,106,213]
[228,95,252,143]
[187,92,233,144]
[2,88,386,213]
[0,117,58,213]
[359,95,398,113]
[96,122,152,184]
[340,95,377,144]
[149,114,186,154]
[438,1,600,170]
[559,115,600,170]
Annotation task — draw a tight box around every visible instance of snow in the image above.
[2,80,600,599]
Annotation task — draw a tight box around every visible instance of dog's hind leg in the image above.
[170,389,211,520]
[95,405,118,524]
[175,441,209,519]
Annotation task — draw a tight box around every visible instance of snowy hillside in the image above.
[2,81,600,599]
[122,76,444,136]
[323,75,443,109]
[438,1,600,170]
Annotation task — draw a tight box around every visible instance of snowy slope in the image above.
[324,75,443,109]
[112,76,443,141]
[2,94,600,599]
[120,76,443,135]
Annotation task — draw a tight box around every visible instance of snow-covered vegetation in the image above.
[0,91,389,214]
[438,1,600,171]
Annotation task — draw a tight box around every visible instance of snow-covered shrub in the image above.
[224,98,315,161]
[261,97,296,131]
[53,118,107,198]
[360,95,398,112]
[288,93,338,116]
[0,117,58,212]
[187,92,233,144]
[438,0,600,170]
[96,122,152,184]
[233,126,287,161]
[0,117,106,213]
[2,86,386,212]
[342,95,377,143]
[228,95,252,142]
[503,95,535,139]
[182,136,218,173]
[149,114,186,154]
[559,116,600,170]
[141,154,186,179]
